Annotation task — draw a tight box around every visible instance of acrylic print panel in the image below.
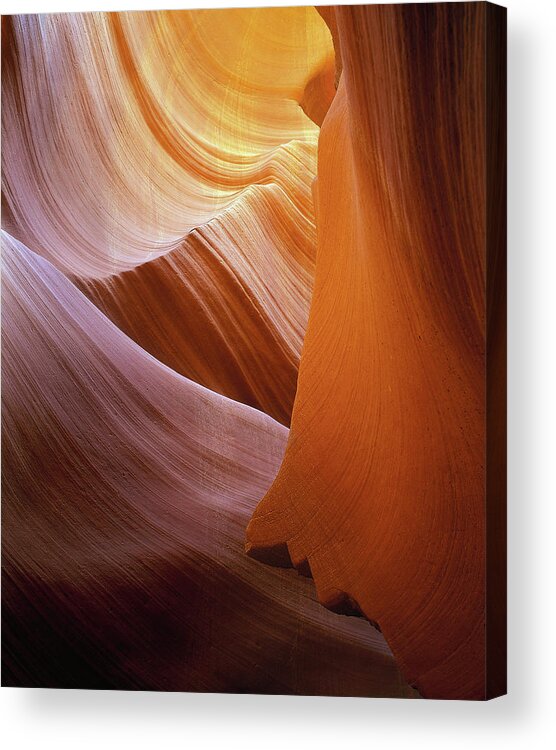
[1,2,507,700]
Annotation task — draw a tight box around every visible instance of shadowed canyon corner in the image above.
[1,3,506,700]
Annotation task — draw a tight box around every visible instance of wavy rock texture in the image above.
[247,4,489,700]
[77,182,315,426]
[2,9,333,278]
[2,232,416,696]
[3,3,494,700]
[1,7,419,697]
[2,8,331,425]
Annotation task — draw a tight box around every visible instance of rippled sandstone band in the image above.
[246,2,507,701]
[2,4,506,700]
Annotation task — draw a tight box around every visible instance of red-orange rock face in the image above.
[2,4,505,699]
[247,4,505,700]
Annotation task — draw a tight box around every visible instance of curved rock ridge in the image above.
[1,232,416,697]
[77,179,315,427]
[246,4,488,700]
[2,3,493,700]
[2,8,333,278]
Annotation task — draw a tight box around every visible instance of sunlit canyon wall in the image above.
[2,4,506,699]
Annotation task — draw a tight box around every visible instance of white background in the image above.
[1,0,554,748]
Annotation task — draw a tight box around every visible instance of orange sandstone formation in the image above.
[2,8,332,424]
[77,184,315,426]
[2,9,332,278]
[2,232,416,696]
[247,3,506,700]
[2,3,505,699]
